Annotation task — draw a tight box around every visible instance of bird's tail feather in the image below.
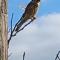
[15,19,26,32]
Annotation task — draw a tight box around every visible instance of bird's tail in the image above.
[15,19,26,32]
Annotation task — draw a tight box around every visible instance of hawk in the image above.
[15,0,40,32]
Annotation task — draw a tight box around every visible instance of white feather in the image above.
[37,2,40,6]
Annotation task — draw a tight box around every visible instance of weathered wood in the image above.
[0,0,8,60]
[0,0,2,60]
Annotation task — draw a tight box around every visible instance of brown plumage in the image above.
[15,0,40,32]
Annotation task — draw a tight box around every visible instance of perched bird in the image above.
[15,0,40,32]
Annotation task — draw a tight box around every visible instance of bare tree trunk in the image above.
[0,0,8,60]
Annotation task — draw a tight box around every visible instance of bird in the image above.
[15,0,40,32]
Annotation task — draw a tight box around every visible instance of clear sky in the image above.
[8,0,60,60]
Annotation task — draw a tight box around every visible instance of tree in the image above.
[0,0,8,60]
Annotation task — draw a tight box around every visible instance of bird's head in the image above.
[32,0,40,3]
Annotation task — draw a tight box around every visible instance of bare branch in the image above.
[8,13,14,45]
[55,51,60,60]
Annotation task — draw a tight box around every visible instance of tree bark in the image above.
[0,0,8,60]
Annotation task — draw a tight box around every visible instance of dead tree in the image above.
[0,0,8,60]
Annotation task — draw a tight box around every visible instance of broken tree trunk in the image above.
[0,0,8,60]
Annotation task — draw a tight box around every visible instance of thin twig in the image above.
[8,17,21,45]
[8,13,13,45]
[55,51,60,60]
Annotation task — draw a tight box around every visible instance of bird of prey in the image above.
[15,0,40,32]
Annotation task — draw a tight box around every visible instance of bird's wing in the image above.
[20,1,38,21]
[25,2,38,18]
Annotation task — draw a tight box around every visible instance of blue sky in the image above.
[8,0,60,60]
